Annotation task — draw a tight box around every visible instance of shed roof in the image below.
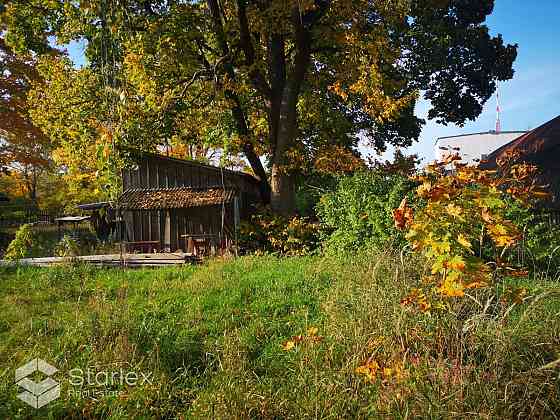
[55,216,90,222]
[483,115,560,168]
[117,187,236,210]
[126,149,261,185]
[76,201,112,211]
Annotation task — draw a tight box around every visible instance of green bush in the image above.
[505,203,560,273]
[3,224,40,261]
[317,170,418,252]
[54,235,81,257]
[239,207,320,255]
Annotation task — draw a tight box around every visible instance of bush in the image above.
[501,201,560,273]
[523,219,560,272]
[54,235,81,257]
[3,224,40,261]
[316,170,418,253]
[394,157,550,309]
[239,207,320,255]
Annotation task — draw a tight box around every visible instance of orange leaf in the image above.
[393,198,413,230]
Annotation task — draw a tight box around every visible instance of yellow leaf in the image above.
[307,326,318,336]
[457,234,472,249]
[446,203,462,218]
[282,340,295,351]
[438,275,465,297]
[447,255,466,271]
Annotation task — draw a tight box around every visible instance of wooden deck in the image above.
[0,253,199,268]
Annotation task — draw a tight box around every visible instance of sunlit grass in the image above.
[0,251,558,418]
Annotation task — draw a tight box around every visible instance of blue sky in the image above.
[394,0,560,163]
[65,1,560,163]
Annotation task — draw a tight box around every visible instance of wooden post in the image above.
[164,210,171,252]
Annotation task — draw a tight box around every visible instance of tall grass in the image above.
[0,251,558,418]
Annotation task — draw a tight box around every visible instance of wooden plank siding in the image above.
[119,153,261,251]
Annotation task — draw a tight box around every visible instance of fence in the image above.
[0,211,60,229]
[535,209,560,227]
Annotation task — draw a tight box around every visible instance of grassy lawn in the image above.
[0,251,559,419]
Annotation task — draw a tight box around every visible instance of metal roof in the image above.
[435,130,527,144]
[117,187,237,210]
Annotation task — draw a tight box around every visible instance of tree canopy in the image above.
[0,37,53,200]
[1,0,517,214]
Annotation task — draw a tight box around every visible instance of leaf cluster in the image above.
[393,156,546,311]
[317,167,419,253]
[239,206,321,256]
[395,156,549,311]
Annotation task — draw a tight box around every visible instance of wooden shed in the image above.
[117,152,262,253]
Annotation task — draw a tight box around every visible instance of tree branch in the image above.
[236,0,272,100]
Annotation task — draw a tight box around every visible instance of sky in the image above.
[65,1,560,164]
[374,0,560,164]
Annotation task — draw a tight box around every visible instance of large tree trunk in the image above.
[268,17,311,216]
[269,89,299,215]
[207,0,314,215]
[270,164,296,216]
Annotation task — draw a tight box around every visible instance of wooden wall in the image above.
[120,153,261,250]
[123,204,235,251]
[122,153,261,198]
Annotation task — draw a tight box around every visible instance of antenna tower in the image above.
[495,83,502,133]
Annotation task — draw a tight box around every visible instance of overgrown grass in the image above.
[0,251,558,418]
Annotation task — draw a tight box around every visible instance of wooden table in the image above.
[180,234,221,256]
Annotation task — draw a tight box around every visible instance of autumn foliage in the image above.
[394,154,548,310]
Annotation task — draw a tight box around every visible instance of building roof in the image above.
[55,216,91,223]
[436,130,526,143]
[117,187,237,210]
[434,130,528,166]
[76,201,112,211]
[484,115,560,166]
[125,149,260,185]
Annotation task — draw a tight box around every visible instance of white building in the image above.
[435,130,526,166]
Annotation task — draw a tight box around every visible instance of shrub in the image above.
[239,207,320,256]
[54,235,81,257]
[502,202,560,273]
[523,218,560,271]
[394,156,549,309]
[4,224,39,261]
[317,170,418,253]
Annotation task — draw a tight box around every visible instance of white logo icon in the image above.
[15,358,60,408]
